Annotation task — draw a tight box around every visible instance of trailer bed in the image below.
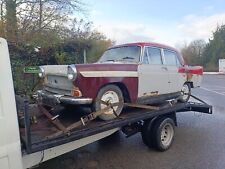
[20,101,212,154]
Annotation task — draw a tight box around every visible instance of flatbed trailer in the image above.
[20,98,212,168]
[21,100,212,154]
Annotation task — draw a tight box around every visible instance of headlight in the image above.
[38,66,45,78]
[67,65,77,81]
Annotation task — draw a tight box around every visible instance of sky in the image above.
[83,0,225,48]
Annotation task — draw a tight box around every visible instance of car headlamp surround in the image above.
[38,66,45,78]
[67,65,77,81]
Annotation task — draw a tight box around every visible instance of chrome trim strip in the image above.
[80,71,138,77]
[59,97,93,105]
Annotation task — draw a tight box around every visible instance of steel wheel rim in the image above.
[181,84,189,101]
[100,90,119,115]
[161,123,174,147]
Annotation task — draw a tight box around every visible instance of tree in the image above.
[5,0,18,42]
[87,39,114,63]
[17,0,85,31]
[53,19,113,64]
[2,0,114,95]
[181,25,225,71]
[0,0,5,37]
[181,39,206,65]
[203,25,225,71]
[0,0,5,20]
[2,0,85,42]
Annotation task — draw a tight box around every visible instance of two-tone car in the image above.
[37,42,203,120]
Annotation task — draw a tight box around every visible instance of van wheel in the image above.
[179,83,191,102]
[152,118,175,151]
[93,85,124,121]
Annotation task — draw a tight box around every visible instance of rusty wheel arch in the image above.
[97,82,131,103]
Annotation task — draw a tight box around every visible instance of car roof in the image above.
[107,42,185,65]
[109,42,178,53]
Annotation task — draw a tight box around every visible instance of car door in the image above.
[162,49,185,93]
[138,46,170,97]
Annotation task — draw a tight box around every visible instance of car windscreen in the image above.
[98,46,141,63]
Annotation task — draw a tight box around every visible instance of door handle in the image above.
[161,67,168,71]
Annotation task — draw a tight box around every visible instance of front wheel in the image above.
[93,85,124,121]
[179,83,191,102]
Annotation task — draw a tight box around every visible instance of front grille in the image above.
[44,75,74,96]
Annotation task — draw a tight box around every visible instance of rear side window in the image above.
[143,47,162,65]
[163,49,180,66]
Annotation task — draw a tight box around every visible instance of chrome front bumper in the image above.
[37,90,93,106]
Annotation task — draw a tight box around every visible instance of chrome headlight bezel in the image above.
[67,65,77,81]
[38,66,45,78]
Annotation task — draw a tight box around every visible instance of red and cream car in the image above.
[37,42,203,120]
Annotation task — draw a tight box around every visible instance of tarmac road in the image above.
[37,75,225,169]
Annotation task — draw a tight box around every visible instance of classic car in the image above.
[37,42,203,120]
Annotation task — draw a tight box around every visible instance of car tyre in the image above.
[179,83,191,103]
[93,85,124,121]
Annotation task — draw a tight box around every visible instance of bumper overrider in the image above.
[37,90,93,106]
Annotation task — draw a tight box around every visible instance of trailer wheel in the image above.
[179,83,191,103]
[93,85,124,121]
[152,118,175,151]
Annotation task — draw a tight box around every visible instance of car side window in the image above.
[143,47,162,65]
[143,48,149,64]
[163,49,179,66]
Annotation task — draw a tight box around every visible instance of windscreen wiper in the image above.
[106,59,116,62]
[122,56,135,60]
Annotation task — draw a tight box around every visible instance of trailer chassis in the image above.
[20,94,212,154]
